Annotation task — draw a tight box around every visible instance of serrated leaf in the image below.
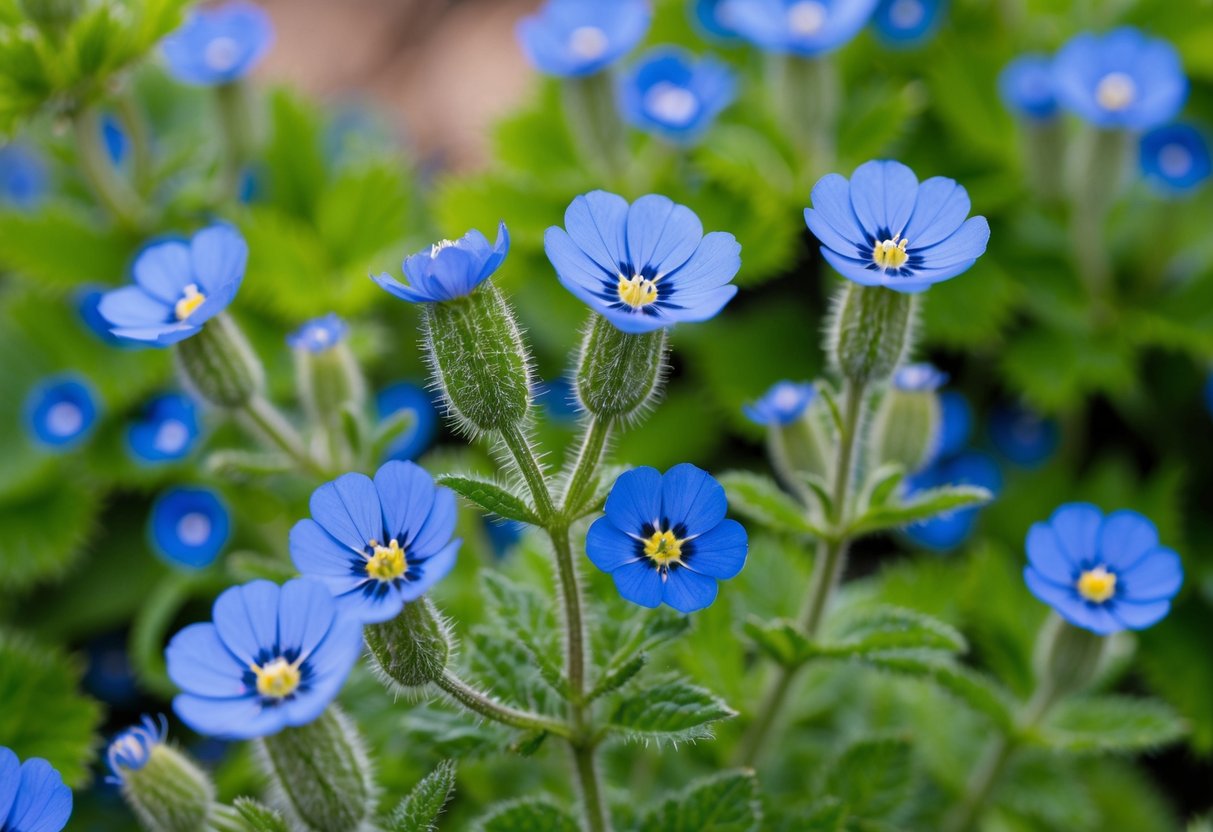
[850,650,1016,731]
[386,759,457,832]
[439,474,539,525]
[719,471,822,536]
[823,738,914,821]
[1036,695,1186,754]
[641,770,761,832]
[474,797,580,832]
[847,486,992,536]
[588,653,647,701]
[742,617,813,668]
[0,478,101,590]
[233,798,290,832]
[822,605,967,656]
[480,572,566,696]
[610,679,736,743]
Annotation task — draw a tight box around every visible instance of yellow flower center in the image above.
[174,284,207,321]
[1095,72,1136,112]
[253,657,301,699]
[617,275,658,309]
[1076,566,1117,603]
[366,538,407,581]
[644,529,684,567]
[873,235,910,270]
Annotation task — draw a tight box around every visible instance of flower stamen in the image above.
[873,234,910,270]
[617,274,659,308]
[174,284,207,321]
[1076,565,1117,603]
[365,538,407,581]
[252,657,302,699]
[1095,72,1136,112]
[568,25,609,60]
[644,529,684,568]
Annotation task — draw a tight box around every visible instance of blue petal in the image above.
[564,190,630,273]
[409,488,458,558]
[807,173,868,250]
[173,693,284,740]
[915,216,990,269]
[604,467,663,534]
[597,304,677,335]
[586,516,642,573]
[10,758,71,832]
[1046,503,1102,565]
[545,226,612,310]
[337,583,403,624]
[133,241,192,304]
[398,538,461,603]
[190,224,248,294]
[820,247,887,287]
[1097,510,1158,571]
[477,221,511,280]
[212,580,280,666]
[611,560,663,608]
[662,568,718,613]
[373,461,436,548]
[279,578,343,662]
[1109,598,1172,631]
[902,177,971,249]
[849,160,918,238]
[660,463,726,531]
[666,285,739,326]
[372,272,436,304]
[626,194,703,275]
[686,519,747,578]
[166,622,247,697]
[664,231,741,295]
[0,748,18,822]
[1119,547,1183,603]
[310,473,383,550]
[1025,522,1075,585]
[97,285,172,328]
[1024,567,1120,635]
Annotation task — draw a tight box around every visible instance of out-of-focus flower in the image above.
[618,47,736,144]
[0,143,48,210]
[892,362,947,391]
[372,223,509,304]
[1052,28,1187,131]
[999,54,1059,120]
[904,450,1001,551]
[286,313,348,353]
[535,378,580,423]
[24,375,98,450]
[1024,503,1183,635]
[102,113,129,167]
[988,402,1059,468]
[545,191,741,333]
[149,487,231,569]
[376,382,439,462]
[936,390,971,460]
[1139,123,1211,194]
[517,0,651,77]
[871,0,944,47]
[723,0,879,56]
[744,380,816,425]
[105,715,167,785]
[161,1,274,86]
[484,515,528,559]
[692,0,744,40]
[0,747,72,832]
[128,394,201,463]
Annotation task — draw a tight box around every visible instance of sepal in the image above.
[173,313,264,408]
[119,744,217,832]
[870,385,941,474]
[575,313,668,421]
[827,283,916,384]
[365,597,452,689]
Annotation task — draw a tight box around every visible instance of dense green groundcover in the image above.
[2,0,1213,829]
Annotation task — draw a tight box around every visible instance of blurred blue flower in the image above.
[744,380,816,425]
[161,1,274,86]
[98,225,248,346]
[149,487,230,569]
[545,191,741,333]
[377,382,439,462]
[805,160,990,292]
[871,0,943,47]
[83,634,140,707]
[988,402,1059,468]
[723,0,879,56]
[904,450,1001,551]
[518,0,651,77]
[692,0,743,40]
[165,578,363,739]
[998,54,1058,121]
[290,461,461,624]
[618,47,736,144]
[587,464,747,612]
[1139,123,1211,194]
[1024,504,1183,635]
[105,715,167,785]
[128,394,201,463]
[24,375,99,450]
[373,222,509,304]
[102,113,129,167]
[1052,28,1187,131]
[286,313,348,353]
[936,390,971,460]
[535,378,580,423]
[77,286,140,348]
[0,143,48,210]
[0,747,72,832]
[892,362,947,391]
[1205,372,1213,418]
[484,515,528,559]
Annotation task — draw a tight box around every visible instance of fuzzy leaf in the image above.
[474,797,580,832]
[610,679,736,743]
[0,478,101,590]
[439,474,540,525]
[719,471,822,536]
[849,650,1016,731]
[233,798,290,832]
[641,770,761,832]
[822,605,968,656]
[588,653,647,701]
[0,205,133,289]
[823,738,915,821]
[743,617,813,668]
[847,486,992,536]
[386,759,457,832]
[1036,695,1186,754]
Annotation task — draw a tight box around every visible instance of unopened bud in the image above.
[1033,612,1107,699]
[108,716,216,832]
[575,314,668,421]
[828,283,916,384]
[365,598,452,689]
[870,363,945,473]
[174,313,263,408]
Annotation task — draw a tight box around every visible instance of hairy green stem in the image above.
[499,422,557,519]
[115,90,154,194]
[239,397,328,480]
[435,669,572,738]
[72,107,147,229]
[215,80,254,199]
[563,416,613,516]
[572,742,610,832]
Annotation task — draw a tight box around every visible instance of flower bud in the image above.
[827,283,916,384]
[575,314,668,421]
[108,716,216,832]
[365,598,451,689]
[870,365,946,473]
[173,313,263,408]
[256,706,375,832]
[774,404,834,482]
[1033,612,1108,699]
[422,282,531,434]
[290,315,366,428]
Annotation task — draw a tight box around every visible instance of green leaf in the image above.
[0,478,101,590]
[851,650,1016,731]
[742,617,813,668]
[1036,695,1186,754]
[233,798,290,832]
[860,465,905,511]
[264,88,328,219]
[718,471,822,536]
[474,797,580,832]
[0,205,133,289]
[588,653,647,701]
[386,759,457,832]
[610,679,736,744]
[439,474,540,525]
[822,605,967,656]
[823,738,914,821]
[480,572,566,696]
[369,408,416,464]
[0,629,102,786]
[640,770,761,832]
[847,485,992,537]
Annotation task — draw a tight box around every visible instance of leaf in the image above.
[822,605,967,656]
[610,679,736,744]
[0,478,101,590]
[370,408,416,463]
[439,474,540,525]
[851,650,1016,731]
[847,485,992,536]
[0,205,133,289]
[233,798,290,832]
[474,797,580,832]
[641,770,761,832]
[823,738,914,821]
[264,88,328,219]
[718,471,822,536]
[742,617,813,668]
[1036,695,1186,754]
[860,465,905,511]
[588,653,647,701]
[480,572,566,696]
[386,759,457,832]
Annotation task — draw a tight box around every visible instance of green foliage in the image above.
[1036,695,1186,754]
[474,798,580,832]
[719,471,824,537]
[233,798,289,832]
[385,760,457,832]
[822,738,916,823]
[0,477,100,589]
[848,485,993,537]
[439,474,540,525]
[640,770,761,832]
[0,204,133,288]
[609,678,736,745]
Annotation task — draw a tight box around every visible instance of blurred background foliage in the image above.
[1,0,1212,828]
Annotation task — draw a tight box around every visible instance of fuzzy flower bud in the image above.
[364,597,452,689]
[107,716,216,832]
[870,363,945,473]
[174,312,264,408]
[1033,613,1108,699]
[575,314,668,421]
[828,283,916,384]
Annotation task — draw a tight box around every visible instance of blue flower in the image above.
[692,0,743,40]
[805,160,990,292]
[936,390,971,460]
[744,380,816,425]
[998,54,1058,120]
[24,375,99,450]
[535,378,580,423]
[289,461,461,624]
[161,1,274,86]
[484,515,528,559]
[105,715,167,785]
[166,578,363,739]
[988,402,1059,468]
[76,286,140,348]
[517,0,651,77]
[545,191,741,333]
[587,464,748,613]
[892,362,947,391]
[1052,28,1187,131]
[372,222,509,304]
[128,394,201,463]
[618,47,736,144]
[1024,504,1183,635]
[82,635,139,707]
[1140,124,1211,194]
[722,0,879,56]
[871,0,943,47]
[101,113,129,167]
[1206,372,1213,420]
[376,382,439,462]
[286,313,348,353]
[98,225,248,345]
[0,748,72,832]
[149,487,231,570]
[904,450,1001,551]
[0,143,48,210]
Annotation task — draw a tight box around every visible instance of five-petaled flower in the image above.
[149,487,231,570]
[290,461,461,623]
[98,225,249,345]
[105,715,167,785]
[517,0,651,77]
[372,223,510,304]
[0,747,72,832]
[161,1,275,86]
[545,191,741,333]
[24,375,98,450]
[166,578,363,739]
[1024,503,1183,635]
[998,54,1059,121]
[1139,124,1211,194]
[805,159,990,292]
[287,313,349,353]
[744,380,816,426]
[587,464,748,613]
[723,0,879,56]
[1051,28,1187,131]
[127,393,201,463]
[618,47,737,144]
[871,0,942,47]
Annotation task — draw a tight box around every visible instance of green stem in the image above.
[239,396,328,480]
[499,421,557,520]
[572,742,610,832]
[72,107,147,230]
[549,524,588,708]
[563,416,613,516]
[114,90,154,195]
[435,669,572,738]
[215,80,254,199]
